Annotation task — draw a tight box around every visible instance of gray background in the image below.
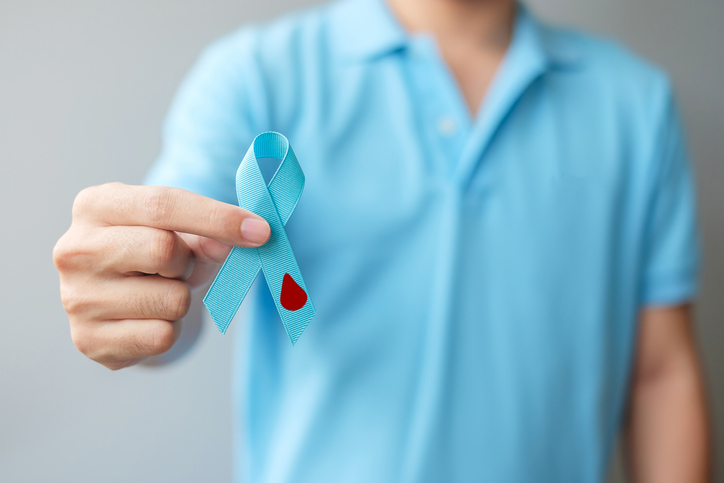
[0,0,721,481]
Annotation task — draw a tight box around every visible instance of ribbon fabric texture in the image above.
[203,132,315,344]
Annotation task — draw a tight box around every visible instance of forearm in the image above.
[624,309,710,482]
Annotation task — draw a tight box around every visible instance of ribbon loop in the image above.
[203,132,315,344]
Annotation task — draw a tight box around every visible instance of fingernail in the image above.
[241,218,270,246]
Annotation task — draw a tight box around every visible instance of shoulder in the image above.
[537,19,690,199]
[200,3,334,68]
[537,20,675,117]
[182,5,338,130]
[531,16,686,184]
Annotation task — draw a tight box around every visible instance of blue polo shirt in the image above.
[145,0,700,481]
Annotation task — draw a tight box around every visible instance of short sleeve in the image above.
[144,28,264,205]
[640,81,700,306]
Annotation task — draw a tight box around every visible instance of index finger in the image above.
[82,183,270,247]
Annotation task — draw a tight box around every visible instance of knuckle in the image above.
[149,230,177,269]
[53,234,94,273]
[164,282,191,320]
[59,284,89,315]
[53,229,96,272]
[69,324,93,357]
[143,187,174,225]
[52,236,74,272]
[149,322,176,355]
[72,185,101,218]
[72,182,126,219]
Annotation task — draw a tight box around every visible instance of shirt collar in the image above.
[328,0,407,60]
[328,0,582,68]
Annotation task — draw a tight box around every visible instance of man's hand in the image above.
[52,183,270,370]
[625,305,711,482]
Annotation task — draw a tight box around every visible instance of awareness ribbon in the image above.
[203,132,315,344]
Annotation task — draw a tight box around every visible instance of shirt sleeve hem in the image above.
[640,268,699,307]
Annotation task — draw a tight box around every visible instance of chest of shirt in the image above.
[280,72,636,258]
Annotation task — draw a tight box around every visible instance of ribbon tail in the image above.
[203,246,262,334]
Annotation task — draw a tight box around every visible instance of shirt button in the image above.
[437,116,457,137]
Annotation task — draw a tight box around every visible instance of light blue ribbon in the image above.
[203,132,315,344]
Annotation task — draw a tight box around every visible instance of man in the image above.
[52,0,710,481]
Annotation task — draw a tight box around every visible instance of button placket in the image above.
[406,35,471,179]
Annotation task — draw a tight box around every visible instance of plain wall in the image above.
[1,1,721,482]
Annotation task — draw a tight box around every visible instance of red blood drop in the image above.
[280,273,307,311]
